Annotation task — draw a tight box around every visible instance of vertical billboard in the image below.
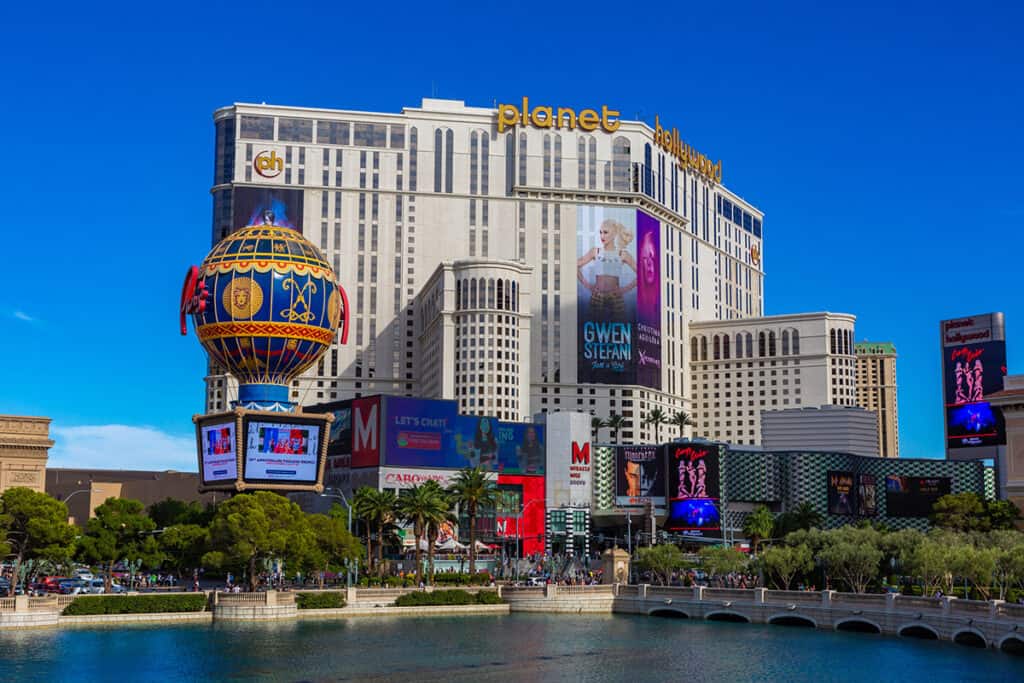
[199,421,238,483]
[350,396,382,468]
[664,444,721,537]
[614,445,666,508]
[857,474,877,517]
[232,187,305,233]
[545,412,593,508]
[826,471,856,515]
[941,313,1007,453]
[576,207,661,389]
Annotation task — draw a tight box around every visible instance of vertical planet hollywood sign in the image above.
[496,97,723,184]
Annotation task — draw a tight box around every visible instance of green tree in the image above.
[985,499,1022,530]
[591,416,607,443]
[78,497,159,592]
[931,493,988,532]
[668,411,695,438]
[352,487,399,577]
[447,467,498,575]
[0,487,77,595]
[397,482,451,582]
[948,542,997,600]
[636,543,686,585]
[643,408,668,443]
[148,498,214,528]
[606,414,628,444]
[907,534,955,595]
[698,545,748,577]
[760,544,813,589]
[304,513,362,588]
[989,530,1024,600]
[418,481,456,584]
[816,526,883,593]
[743,505,775,555]
[774,502,825,538]
[159,524,208,579]
[202,491,313,591]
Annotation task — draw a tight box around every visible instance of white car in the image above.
[84,580,106,594]
[75,569,95,582]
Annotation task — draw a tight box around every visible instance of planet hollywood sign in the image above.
[496,96,723,184]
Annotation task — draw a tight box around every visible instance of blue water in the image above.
[0,614,1021,682]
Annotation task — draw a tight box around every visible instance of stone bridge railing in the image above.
[615,585,1024,655]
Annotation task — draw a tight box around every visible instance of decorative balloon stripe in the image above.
[200,260,331,277]
[196,322,335,345]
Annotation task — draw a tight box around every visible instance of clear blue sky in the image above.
[1,2,1021,469]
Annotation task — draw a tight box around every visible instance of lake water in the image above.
[1,613,1021,682]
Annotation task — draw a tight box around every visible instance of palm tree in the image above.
[397,481,452,583]
[351,486,377,572]
[669,411,695,439]
[353,487,398,577]
[643,408,668,443]
[792,501,824,531]
[447,467,498,575]
[421,481,458,585]
[591,416,607,443]
[743,505,775,556]
[606,413,628,444]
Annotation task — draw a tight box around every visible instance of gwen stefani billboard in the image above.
[576,206,661,389]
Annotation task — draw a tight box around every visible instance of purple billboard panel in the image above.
[635,211,661,390]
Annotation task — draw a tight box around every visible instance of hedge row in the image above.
[296,592,346,609]
[432,572,493,586]
[63,594,208,616]
[394,589,503,607]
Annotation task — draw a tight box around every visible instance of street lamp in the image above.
[320,487,354,588]
[62,487,103,505]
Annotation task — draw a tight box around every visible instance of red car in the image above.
[40,576,70,593]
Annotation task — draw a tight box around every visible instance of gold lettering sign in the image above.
[496,98,722,184]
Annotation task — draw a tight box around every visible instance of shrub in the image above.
[394,589,502,607]
[431,572,492,586]
[296,592,345,609]
[63,594,208,616]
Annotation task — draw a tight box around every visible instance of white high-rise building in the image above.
[204,97,767,442]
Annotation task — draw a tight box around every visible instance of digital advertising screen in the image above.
[381,397,545,473]
[232,186,305,232]
[940,315,1007,451]
[857,474,877,517]
[826,471,856,516]
[576,206,662,389]
[615,445,665,508]
[243,418,322,483]
[200,422,237,483]
[884,475,952,517]
[665,444,721,536]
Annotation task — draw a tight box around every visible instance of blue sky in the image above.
[1,2,1021,469]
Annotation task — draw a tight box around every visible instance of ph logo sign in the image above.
[254,150,283,178]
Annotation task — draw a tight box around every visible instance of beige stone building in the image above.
[988,377,1024,514]
[854,342,899,458]
[0,415,53,494]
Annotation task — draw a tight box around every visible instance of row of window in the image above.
[239,115,406,149]
[691,329,801,361]
[456,277,520,312]
[716,195,763,238]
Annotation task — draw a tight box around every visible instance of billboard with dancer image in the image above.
[664,444,721,537]
[942,336,1007,449]
[576,206,661,388]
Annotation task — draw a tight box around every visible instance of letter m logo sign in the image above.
[571,441,590,465]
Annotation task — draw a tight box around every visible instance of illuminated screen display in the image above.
[827,471,856,515]
[200,422,237,483]
[664,445,720,537]
[576,206,662,389]
[857,474,877,517]
[614,445,665,507]
[942,338,1007,449]
[885,475,951,517]
[243,419,321,483]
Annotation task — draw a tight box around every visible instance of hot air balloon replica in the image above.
[181,208,349,493]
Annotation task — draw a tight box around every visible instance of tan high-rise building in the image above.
[855,342,899,457]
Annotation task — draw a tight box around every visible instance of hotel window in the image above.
[353,123,387,147]
[278,118,313,143]
[390,125,405,149]
[612,137,630,191]
[317,121,350,145]
[409,127,418,191]
[445,129,454,193]
[239,115,273,140]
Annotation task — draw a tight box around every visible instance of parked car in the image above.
[58,579,88,595]
[82,580,106,594]
[40,576,70,593]
[74,568,95,582]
